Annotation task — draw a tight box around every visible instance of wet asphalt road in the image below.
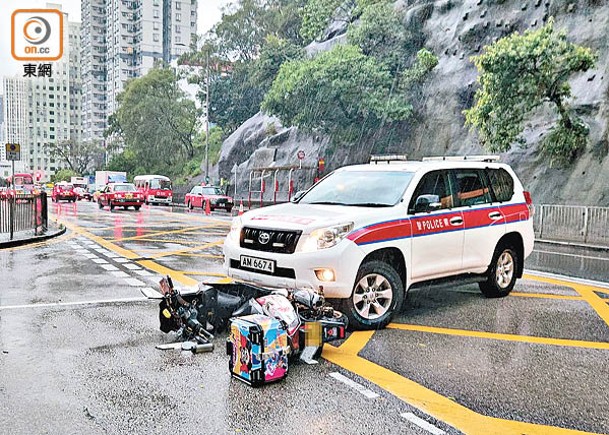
[1,200,608,435]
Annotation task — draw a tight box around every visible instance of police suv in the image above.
[223,156,535,329]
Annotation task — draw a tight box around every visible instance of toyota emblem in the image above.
[258,232,271,245]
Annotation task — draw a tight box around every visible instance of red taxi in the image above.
[97,183,144,211]
[185,185,234,212]
[52,182,77,202]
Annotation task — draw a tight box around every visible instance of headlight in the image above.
[228,217,243,242]
[301,222,354,252]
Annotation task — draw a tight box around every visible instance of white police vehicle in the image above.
[223,156,535,329]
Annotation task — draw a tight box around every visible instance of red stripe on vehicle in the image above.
[348,220,412,245]
[411,212,462,237]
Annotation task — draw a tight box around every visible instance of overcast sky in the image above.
[0,0,232,80]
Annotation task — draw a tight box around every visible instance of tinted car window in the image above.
[409,170,453,213]
[487,168,514,202]
[455,170,491,206]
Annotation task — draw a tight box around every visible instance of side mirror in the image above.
[291,190,306,202]
[414,194,441,213]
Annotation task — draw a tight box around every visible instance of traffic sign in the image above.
[297,150,305,160]
[6,143,21,161]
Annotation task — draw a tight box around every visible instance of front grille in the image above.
[240,227,302,254]
[230,259,296,278]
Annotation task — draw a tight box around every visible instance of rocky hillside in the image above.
[217,0,609,206]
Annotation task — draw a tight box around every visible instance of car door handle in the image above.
[488,212,502,220]
[450,217,463,226]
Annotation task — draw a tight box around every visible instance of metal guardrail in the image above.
[534,205,609,247]
[0,192,48,240]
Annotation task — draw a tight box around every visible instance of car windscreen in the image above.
[113,184,136,192]
[202,187,222,195]
[150,179,171,190]
[300,170,415,207]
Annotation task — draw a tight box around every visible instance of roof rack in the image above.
[422,155,500,163]
[369,154,409,164]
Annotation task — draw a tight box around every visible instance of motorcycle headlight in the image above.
[301,222,354,252]
[228,217,243,242]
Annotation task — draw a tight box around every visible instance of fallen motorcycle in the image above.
[142,276,348,385]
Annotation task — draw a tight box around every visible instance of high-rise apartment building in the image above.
[163,0,198,63]
[1,78,29,174]
[81,0,108,141]
[81,0,198,142]
[69,21,83,144]
[27,4,76,178]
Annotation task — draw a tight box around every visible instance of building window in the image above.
[153,9,159,18]
[176,13,181,21]
[153,33,159,42]
[175,1,181,10]
[175,25,181,33]
[153,21,159,30]
[176,35,181,43]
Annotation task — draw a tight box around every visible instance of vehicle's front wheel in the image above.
[134,205,141,211]
[98,200,103,209]
[479,245,518,298]
[226,206,233,213]
[337,260,404,330]
[187,201,192,210]
[109,201,115,211]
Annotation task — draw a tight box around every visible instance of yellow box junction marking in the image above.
[386,323,609,351]
[59,219,198,286]
[323,332,600,435]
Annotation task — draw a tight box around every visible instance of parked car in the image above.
[223,156,535,329]
[97,183,144,211]
[52,182,77,202]
[185,185,233,212]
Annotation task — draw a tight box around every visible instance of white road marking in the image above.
[123,263,141,270]
[114,258,130,263]
[0,297,148,310]
[83,253,97,259]
[329,372,379,399]
[533,249,609,262]
[525,269,609,290]
[92,258,108,264]
[401,413,446,435]
[75,249,89,254]
[100,264,119,271]
[124,278,146,287]
[110,271,130,278]
[135,270,153,277]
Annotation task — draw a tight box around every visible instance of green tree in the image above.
[111,68,198,176]
[300,0,348,43]
[347,1,418,73]
[52,169,79,183]
[45,140,105,175]
[262,44,420,144]
[464,20,597,165]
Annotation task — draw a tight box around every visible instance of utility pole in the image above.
[204,52,210,183]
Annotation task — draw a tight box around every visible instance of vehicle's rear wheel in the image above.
[123,206,128,210]
[134,205,141,211]
[109,201,115,210]
[226,206,233,213]
[336,260,404,330]
[479,245,518,298]
[98,200,103,209]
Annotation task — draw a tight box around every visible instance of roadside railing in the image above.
[0,192,48,241]
[534,204,609,247]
